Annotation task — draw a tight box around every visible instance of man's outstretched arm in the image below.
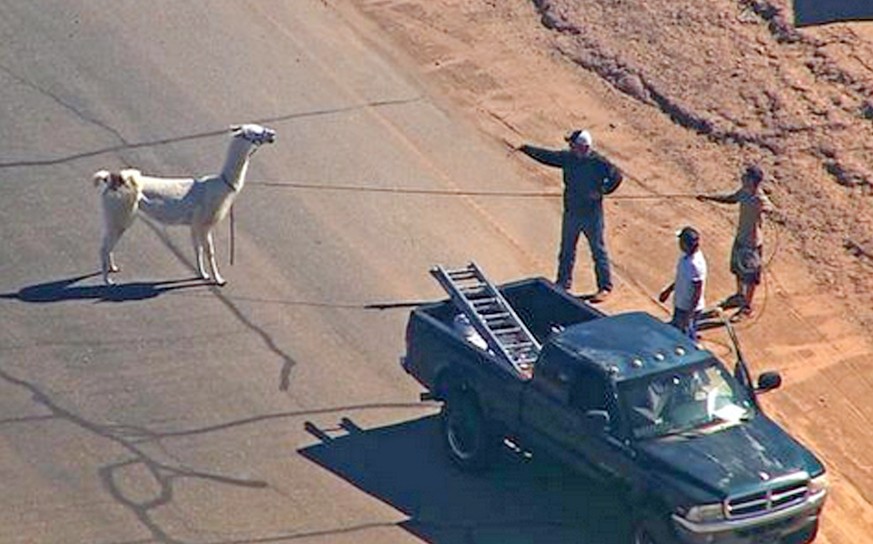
[697,189,740,204]
[518,145,565,168]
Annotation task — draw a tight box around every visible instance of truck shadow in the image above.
[299,414,631,544]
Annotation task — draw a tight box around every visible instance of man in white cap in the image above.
[519,129,623,302]
[659,226,707,339]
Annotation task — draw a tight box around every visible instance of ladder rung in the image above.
[447,269,479,281]
[485,321,514,330]
[508,350,536,359]
[460,287,489,296]
[459,283,486,290]
[504,342,534,350]
[482,312,511,321]
[513,349,537,359]
[488,322,515,331]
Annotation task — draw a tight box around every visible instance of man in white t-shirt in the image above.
[658,226,707,339]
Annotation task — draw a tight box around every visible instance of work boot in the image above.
[589,289,611,303]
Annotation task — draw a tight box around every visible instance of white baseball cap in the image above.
[566,129,593,147]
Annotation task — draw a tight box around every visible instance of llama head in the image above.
[230,124,276,147]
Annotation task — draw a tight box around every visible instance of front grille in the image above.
[726,478,809,519]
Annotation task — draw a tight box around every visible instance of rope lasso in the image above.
[248,180,698,200]
[230,205,235,266]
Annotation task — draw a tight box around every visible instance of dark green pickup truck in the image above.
[401,276,827,544]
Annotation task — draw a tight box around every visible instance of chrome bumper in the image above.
[672,489,826,535]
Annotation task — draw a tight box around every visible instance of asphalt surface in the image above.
[0,2,628,543]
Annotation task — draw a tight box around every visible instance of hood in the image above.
[636,415,824,499]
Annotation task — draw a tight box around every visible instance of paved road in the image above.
[0,2,625,543]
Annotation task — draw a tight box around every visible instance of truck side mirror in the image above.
[756,371,782,393]
[584,410,610,433]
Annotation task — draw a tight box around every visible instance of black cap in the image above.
[743,164,764,183]
[677,226,700,249]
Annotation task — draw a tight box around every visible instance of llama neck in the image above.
[219,137,254,191]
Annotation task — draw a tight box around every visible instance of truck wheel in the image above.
[632,517,672,544]
[441,391,496,471]
[632,525,656,544]
[794,520,818,544]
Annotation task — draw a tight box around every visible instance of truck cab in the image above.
[520,312,827,543]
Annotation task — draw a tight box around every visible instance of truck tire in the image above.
[632,523,658,544]
[793,520,818,544]
[441,390,497,471]
[631,512,675,544]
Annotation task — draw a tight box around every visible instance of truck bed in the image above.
[403,277,604,392]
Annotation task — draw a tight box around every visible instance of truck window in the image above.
[618,360,757,440]
[533,347,574,404]
[569,368,609,412]
[569,368,626,437]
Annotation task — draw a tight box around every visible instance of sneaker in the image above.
[730,306,754,322]
[719,293,746,310]
[589,289,611,303]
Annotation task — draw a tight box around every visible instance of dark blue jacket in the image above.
[520,145,623,214]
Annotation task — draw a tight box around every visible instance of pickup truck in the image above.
[401,275,827,544]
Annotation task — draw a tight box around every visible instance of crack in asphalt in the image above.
[0,366,267,544]
[0,97,422,170]
[0,62,130,145]
[0,362,440,543]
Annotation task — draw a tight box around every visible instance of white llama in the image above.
[92,124,276,286]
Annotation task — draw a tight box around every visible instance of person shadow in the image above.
[0,273,211,304]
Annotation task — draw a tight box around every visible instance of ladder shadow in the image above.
[299,414,630,544]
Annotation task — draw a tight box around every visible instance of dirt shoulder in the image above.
[337,1,873,542]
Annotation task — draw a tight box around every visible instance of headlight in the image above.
[809,473,829,496]
[683,503,726,523]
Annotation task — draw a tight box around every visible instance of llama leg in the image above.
[108,251,120,273]
[204,230,226,286]
[100,229,123,285]
[191,226,209,280]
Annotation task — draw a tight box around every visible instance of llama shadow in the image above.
[299,414,629,544]
[0,273,211,304]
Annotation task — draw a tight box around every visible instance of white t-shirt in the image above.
[674,250,707,311]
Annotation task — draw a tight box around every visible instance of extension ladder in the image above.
[431,262,541,377]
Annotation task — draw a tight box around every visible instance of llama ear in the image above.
[230,125,242,134]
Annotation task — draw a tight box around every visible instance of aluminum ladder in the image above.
[431,262,541,377]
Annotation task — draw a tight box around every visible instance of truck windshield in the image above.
[619,361,756,440]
